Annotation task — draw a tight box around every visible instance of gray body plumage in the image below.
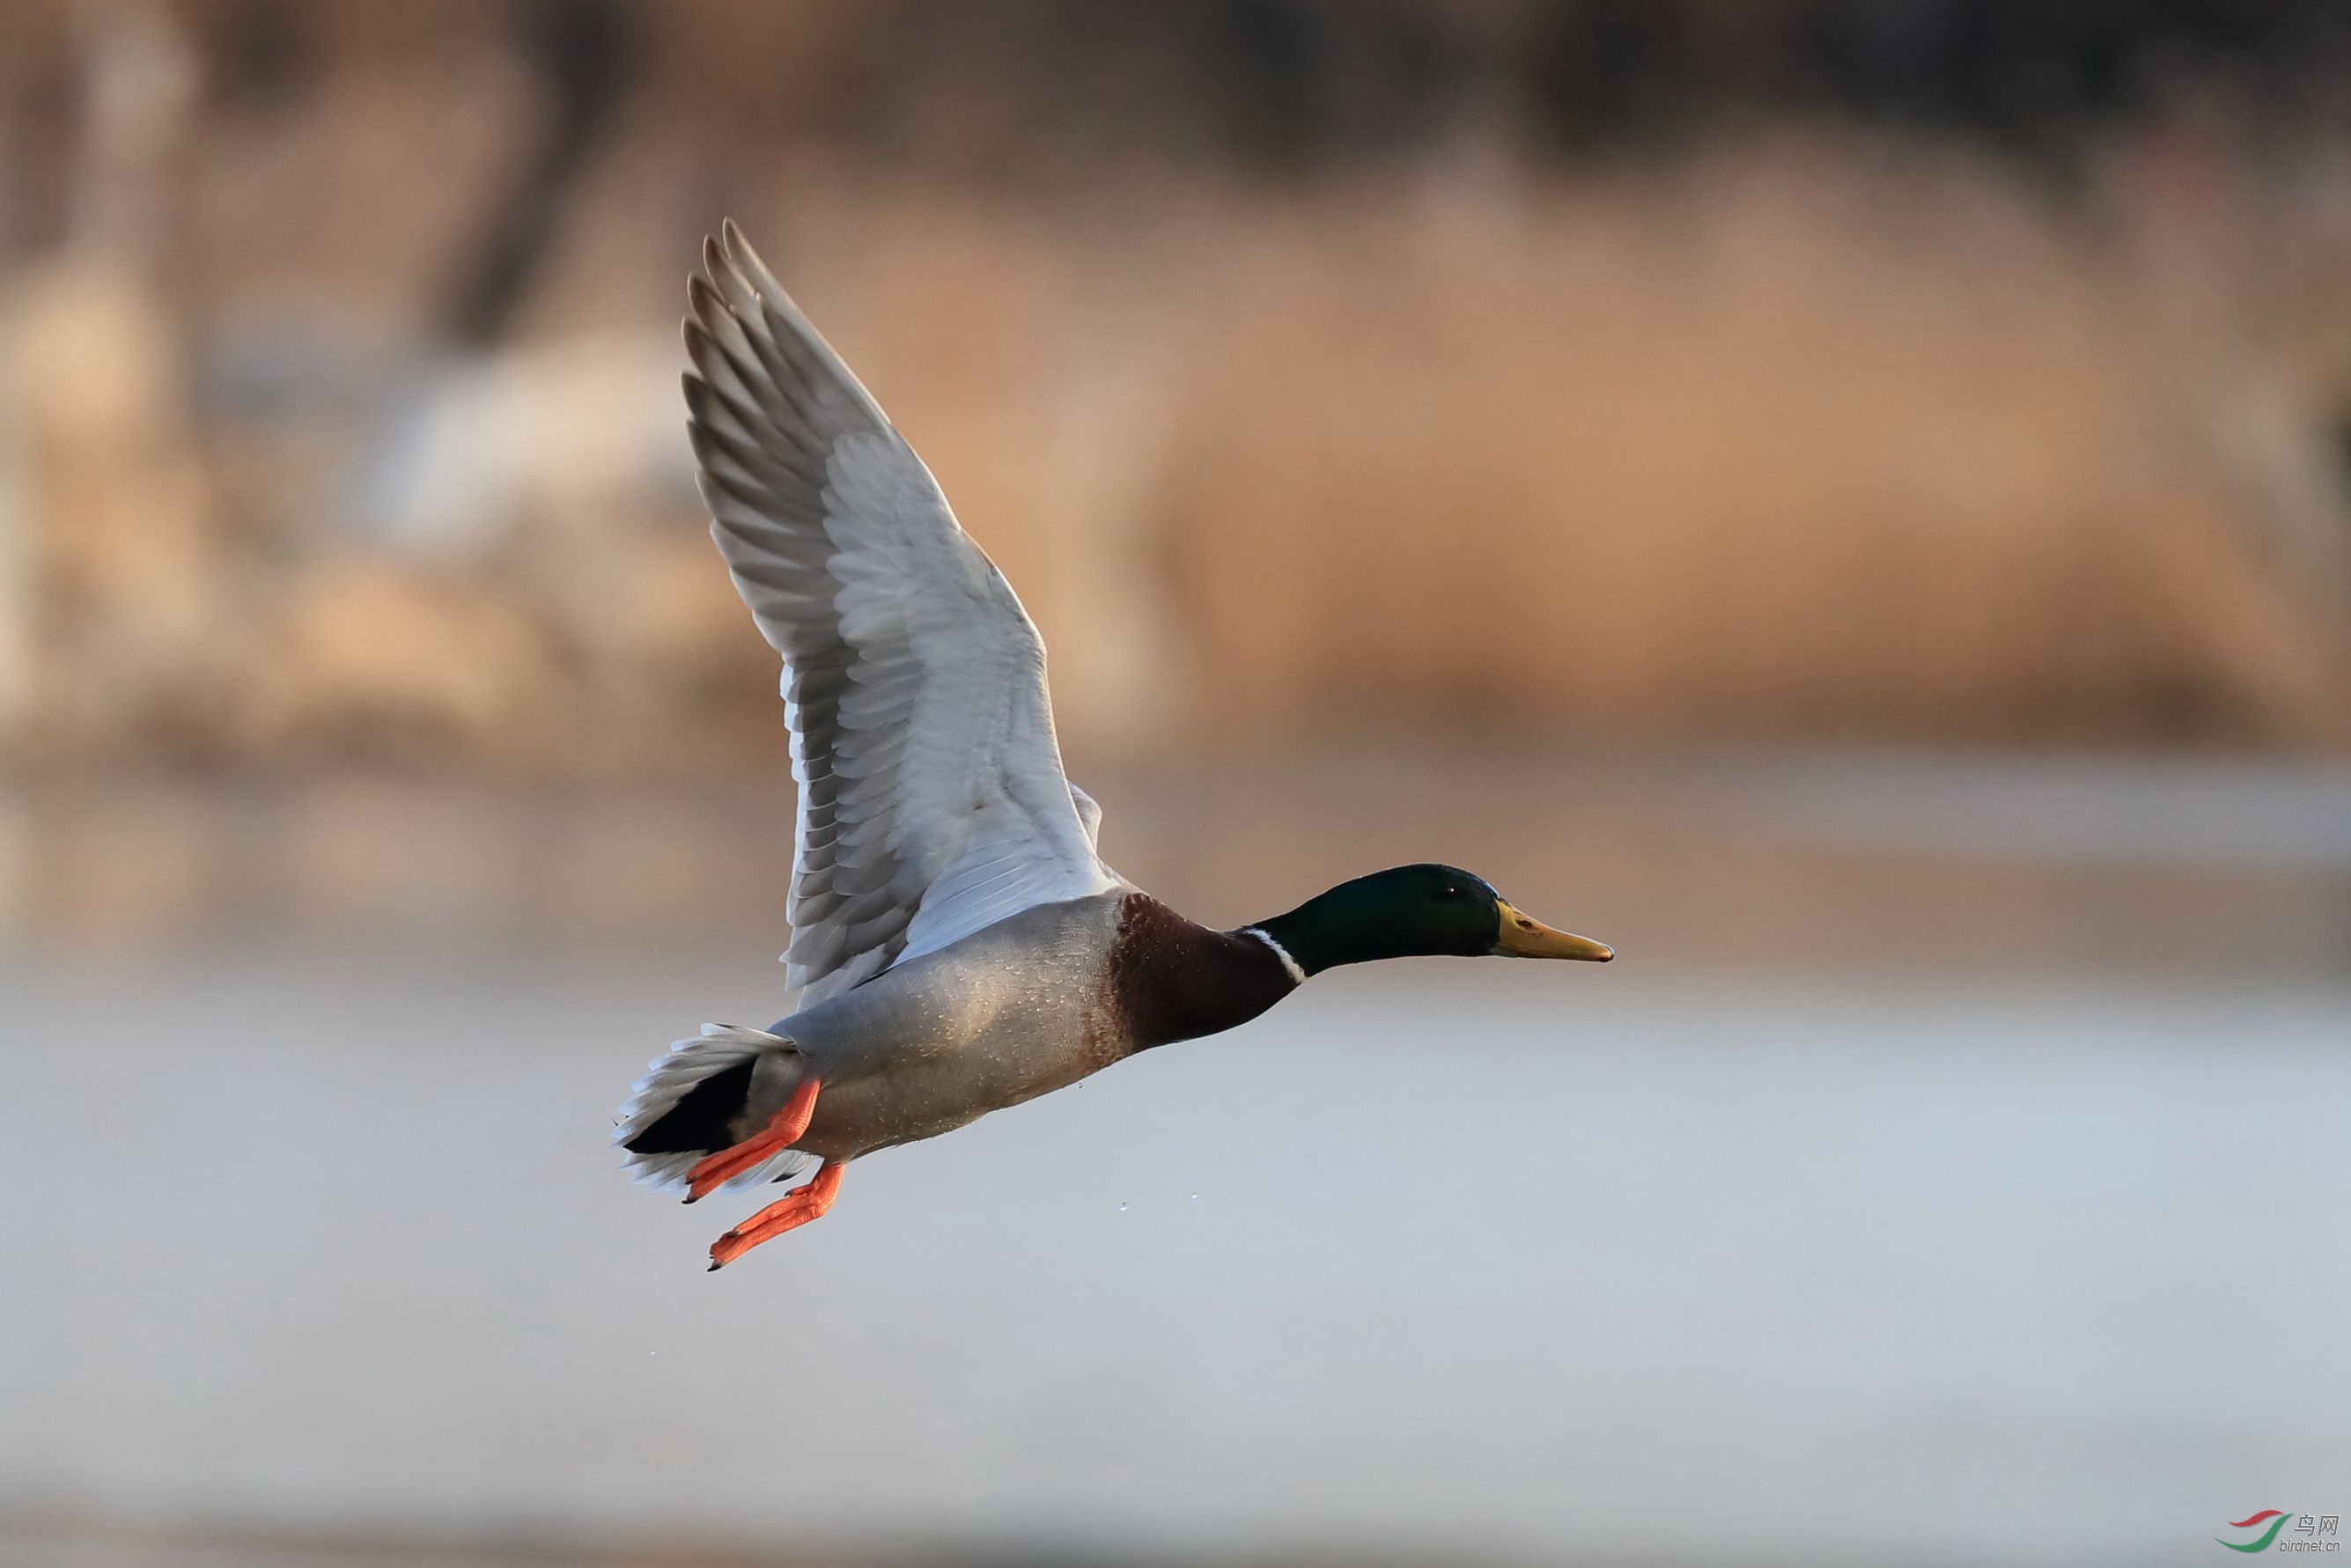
[755,891,1131,1163]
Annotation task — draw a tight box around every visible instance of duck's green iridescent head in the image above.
[1249,863,1613,977]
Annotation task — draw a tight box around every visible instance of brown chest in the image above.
[1101,894,1297,1051]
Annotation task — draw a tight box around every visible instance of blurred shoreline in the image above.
[7,740,2346,982]
[4,1509,1535,1568]
[5,1510,1472,1568]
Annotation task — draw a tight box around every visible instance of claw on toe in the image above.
[705,1161,844,1270]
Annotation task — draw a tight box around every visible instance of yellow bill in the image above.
[1493,900,1614,961]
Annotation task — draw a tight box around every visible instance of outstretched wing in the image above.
[684,223,1113,1004]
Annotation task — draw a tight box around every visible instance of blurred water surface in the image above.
[3,748,2347,1568]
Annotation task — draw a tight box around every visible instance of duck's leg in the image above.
[708,1161,844,1270]
[684,1074,820,1203]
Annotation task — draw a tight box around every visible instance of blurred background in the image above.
[3,2,2349,1565]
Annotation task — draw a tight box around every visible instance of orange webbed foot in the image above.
[708,1161,844,1270]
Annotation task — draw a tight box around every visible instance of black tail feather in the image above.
[623,1056,757,1154]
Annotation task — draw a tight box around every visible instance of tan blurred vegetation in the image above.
[4,0,2351,766]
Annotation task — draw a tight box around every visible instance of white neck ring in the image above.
[1242,927,1308,985]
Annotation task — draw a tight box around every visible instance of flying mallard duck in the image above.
[615,224,1614,1270]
